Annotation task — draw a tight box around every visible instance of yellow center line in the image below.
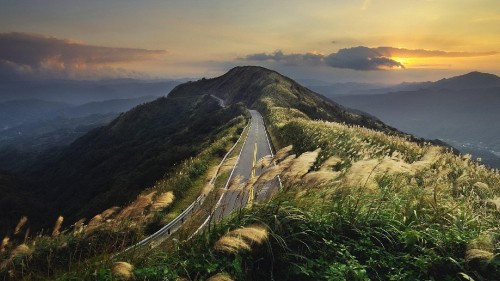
[252,142,257,178]
[248,142,257,207]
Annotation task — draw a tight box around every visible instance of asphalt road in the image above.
[120,108,278,254]
[212,110,275,220]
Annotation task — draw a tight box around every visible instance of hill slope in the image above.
[0,94,245,234]
[334,72,500,167]
[0,96,161,173]
[170,66,412,136]
[3,66,500,281]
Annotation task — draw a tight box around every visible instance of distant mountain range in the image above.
[301,79,435,97]
[333,71,500,167]
[0,96,157,130]
[0,96,162,170]
[0,78,185,104]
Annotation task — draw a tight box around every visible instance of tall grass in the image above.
[4,97,500,280]
[122,107,500,280]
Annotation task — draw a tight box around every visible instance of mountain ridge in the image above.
[3,66,500,280]
[0,65,413,235]
[433,71,500,90]
[170,66,409,136]
[334,71,500,167]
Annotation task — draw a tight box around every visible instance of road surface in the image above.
[120,108,278,254]
[210,95,226,107]
[211,110,276,221]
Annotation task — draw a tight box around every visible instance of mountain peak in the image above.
[169,66,406,136]
[226,65,277,75]
[168,65,294,107]
[434,71,500,89]
[455,71,500,82]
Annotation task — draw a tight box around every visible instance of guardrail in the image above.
[189,114,253,239]
[119,119,250,255]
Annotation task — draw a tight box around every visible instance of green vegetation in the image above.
[0,94,245,235]
[2,66,499,280]
[126,67,500,280]
[117,109,500,280]
[0,106,248,280]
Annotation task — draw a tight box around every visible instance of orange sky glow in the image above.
[0,0,499,82]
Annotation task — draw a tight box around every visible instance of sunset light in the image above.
[2,1,500,280]
[0,0,498,82]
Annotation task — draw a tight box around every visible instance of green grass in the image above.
[4,67,500,280]
[120,104,500,281]
[0,114,248,281]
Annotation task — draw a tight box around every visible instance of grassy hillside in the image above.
[127,67,500,280]
[0,172,47,236]
[1,102,248,280]
[2,66,499,280]
[122,94,500,280]
[0,94,245,236]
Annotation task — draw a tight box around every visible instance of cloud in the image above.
[324,46,404,70]
[374,47,497,58]
[240,50,324,66]
[242,46,497,71]
[0,32,166,79]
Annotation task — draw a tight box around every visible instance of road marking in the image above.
[120,115,249,254]
[189,111,277,239]
[248,142,257,207]
[190,114,252,236]
[252,142,257,178]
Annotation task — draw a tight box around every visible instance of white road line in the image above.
[118,111,248,255]
[189,113,253,238]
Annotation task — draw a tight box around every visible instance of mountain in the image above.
[433,71,500,90]
[0,94,245,234]
[300,81,392,96]
[334,71,500,167]
[0,113,119,174]
[0,96,158,130]
[0,66,404,235]
[300,79,435,97]
[59,96,157,117]
[0,99,70,129]
[0,78,183,104]
[3,66,500,280]
[0,171,48,236]
[0,96,160,174]
[169,66,409,136]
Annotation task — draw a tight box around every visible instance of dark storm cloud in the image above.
[0,32,166,79]
[242,46,497,71]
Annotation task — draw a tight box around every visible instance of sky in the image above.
[1,0,499,83]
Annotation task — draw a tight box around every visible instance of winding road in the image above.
[120,104,279,254]
[212,109,275,221]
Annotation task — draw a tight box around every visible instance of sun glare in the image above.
[391,57,408,67]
